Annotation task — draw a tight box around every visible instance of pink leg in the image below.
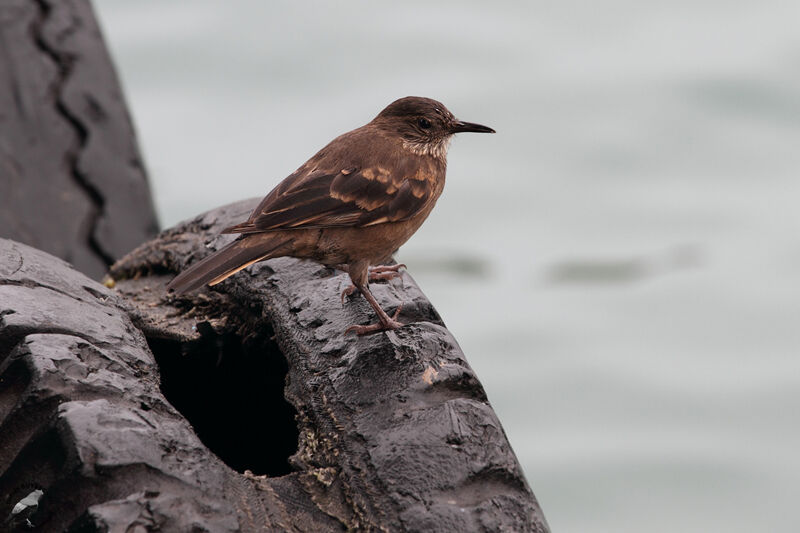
[340,264,406,303]
[342,262,404,335]
[368,263,406,281]
[345,283,403,335]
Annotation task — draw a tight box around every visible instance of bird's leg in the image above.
[343,263,403,335]
[345,282,403,335]
[340,263,406,303]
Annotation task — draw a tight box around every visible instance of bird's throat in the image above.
[402,137,451,160]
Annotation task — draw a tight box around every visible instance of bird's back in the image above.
[224,124,447,236]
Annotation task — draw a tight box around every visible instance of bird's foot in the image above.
[340,264,406,303]
[345,305,403,335]
[341,284,358,303]
[368,263,406,282]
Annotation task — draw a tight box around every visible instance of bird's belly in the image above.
[311,215,428,266]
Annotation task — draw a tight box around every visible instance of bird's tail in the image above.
[166,235,290,295]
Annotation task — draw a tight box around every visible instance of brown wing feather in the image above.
[223,158,435,234]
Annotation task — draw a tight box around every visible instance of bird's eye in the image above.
[418,117,432,129]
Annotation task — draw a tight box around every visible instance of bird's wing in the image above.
[222,165,435,234]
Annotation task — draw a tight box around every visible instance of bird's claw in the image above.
[345,305,403,335]
[369,271,402,282]
[341,264,406,304]
[341,285,358,304]
[368,263,406,282]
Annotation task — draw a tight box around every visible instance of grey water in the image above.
[95,1,800,531]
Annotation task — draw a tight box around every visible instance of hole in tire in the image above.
[147,321,298,476]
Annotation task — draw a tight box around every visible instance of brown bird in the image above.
[167,96,494,334]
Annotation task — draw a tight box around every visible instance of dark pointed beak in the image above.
[451,120,496,134]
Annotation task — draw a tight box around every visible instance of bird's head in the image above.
[372,96,495,158]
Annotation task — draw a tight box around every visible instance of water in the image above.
[95,1,800,531]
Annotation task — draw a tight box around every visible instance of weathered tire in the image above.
[109,199,550,532]
[1,198,549,531]
[0,239,255,531]
[0,0,158,279]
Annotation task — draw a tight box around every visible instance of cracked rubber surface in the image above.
[0,239,254,531]
[108,199,550,532]
[0,0,158,279]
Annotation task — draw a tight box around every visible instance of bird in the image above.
[166,96,495,335]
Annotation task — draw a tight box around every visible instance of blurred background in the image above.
[94,1,800,531]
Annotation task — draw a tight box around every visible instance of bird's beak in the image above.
[450,120,496,134]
